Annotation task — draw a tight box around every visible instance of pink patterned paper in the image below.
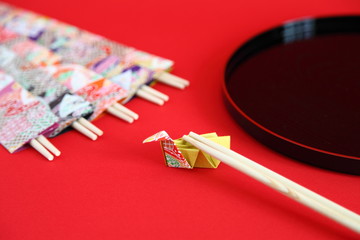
[0,3,174,89]
[46,64,127,120]
[0,28,127,121]
[0,26,61,66]
[0,3,174,72]
[0,71,58,153]
[0,45,94,137]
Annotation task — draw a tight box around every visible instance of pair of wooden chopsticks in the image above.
[30,103,132,159]
[71,117,104,140]
[154,71,190,90]
[136,73,190,105]
[30,117,103,160]
[182,132,360,234]
[137,85,169,106]
[107,103,139,123]
[30,106,132,160]
[108,73,189,118]
[29,135,61,161]
[29,73,190,159]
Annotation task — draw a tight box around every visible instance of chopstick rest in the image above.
[143,130,230,168]
[182,131,360,234]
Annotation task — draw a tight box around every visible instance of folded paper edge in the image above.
[143,131,192,169]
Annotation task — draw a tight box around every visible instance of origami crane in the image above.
[143,131,230,169]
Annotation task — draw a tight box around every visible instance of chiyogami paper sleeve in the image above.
[0,71,58,152]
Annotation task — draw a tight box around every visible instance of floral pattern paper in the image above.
[0,43,94,136]
[0,2,174,102]
[0,28,126,121]
[0,71,58,152]
[46,64,127,120]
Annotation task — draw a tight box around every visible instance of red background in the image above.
[0,0,359,239]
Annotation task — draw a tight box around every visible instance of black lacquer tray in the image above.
[224,16,360,175]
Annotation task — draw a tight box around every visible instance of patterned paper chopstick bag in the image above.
[0,12,154,103]
[0,3,173,102]
[0,71,58,153]
[47,32,156,103]
[0,30,94,136]
[44,36,155,103]
[45,63,127,120]
[0,4,174,71]
[0,27,127,120]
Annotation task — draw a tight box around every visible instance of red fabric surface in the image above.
[0,0,359,239]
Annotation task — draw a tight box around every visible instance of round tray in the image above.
[224,16,360,175]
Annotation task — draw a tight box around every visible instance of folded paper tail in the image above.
[142,130,171,143]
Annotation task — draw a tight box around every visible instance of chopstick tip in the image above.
[188,131,198,137]
[77,118,104,136]
[182,135,192,141]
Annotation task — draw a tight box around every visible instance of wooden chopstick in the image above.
[106,106,134,123]
[112,103,139,120]
[29,138,54,161]
[71,121,98,140]
[77,117,103,136]
[136,88,164,106]
[106,103,140,123]
[187,132,360,222]
[140,85,169,102]
[30,118,102,160]
[182,132,360,234]
[153,72,190,89]
[135,72,188,104]
[36,135,61,156]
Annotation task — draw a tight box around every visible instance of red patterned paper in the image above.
[143,131,192,169]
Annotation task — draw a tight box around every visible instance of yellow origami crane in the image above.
[143,131,230,169]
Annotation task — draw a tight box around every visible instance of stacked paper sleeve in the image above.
[0,71,58,153]
[0,28,127,120]
[0,40,94,136]
[143,131,231,169]
[0,2,187,157]
[45,64,127,120]
[0,2,174,103]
